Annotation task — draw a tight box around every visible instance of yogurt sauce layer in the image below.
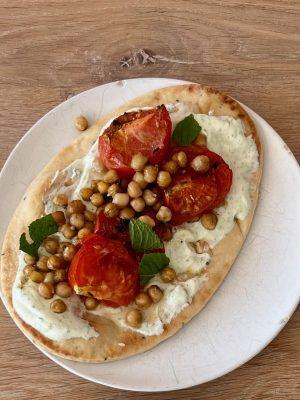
[12,102,259,339]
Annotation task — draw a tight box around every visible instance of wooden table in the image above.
[0,1,299,399]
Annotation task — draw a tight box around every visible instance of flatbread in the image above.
[0,84,262,362]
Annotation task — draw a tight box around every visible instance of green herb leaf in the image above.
[139,253,170,286]
[19,214,58,257]
[172,114,201,146]
[129,219,163,252]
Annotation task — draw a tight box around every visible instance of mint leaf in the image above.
[19,214,58,257]
[129,219,163,252]
[139,253,170,286]
[172,114,201,145]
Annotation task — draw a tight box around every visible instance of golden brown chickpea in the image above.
[75,115,88,131]
[80,187,93,201]
[157,171,172,188]
[201,213,218,230]
[84,297,98,310]
[84,221,94,231]
[84,210,96,222]
[52,194,68,207]
[163,160,178,174]
[138,215,155,227]
[60,223,77,239]
[47,254,64,271]
[127,181,142,198]
[70,213,85,229]
[143,189,157,206]
[131,153,148,171]
[24,254,36,265]
[130,197,145,212]
[193,240,212,255]
[104,203,119,218]
[133,171,148,189]
[119,207,135,220]
[52,211,66,225]
[44,237,59,254]
[29,270,44,283]
[160,267,176,283]
[54,268,67,283]
[143,165,158,183]
[113,193,130,208]
[107,183,120,197]
[62,244,76,262]
[172,151,187,167]
[23,265,35,276]
[147,285,163,303]
[97,180,109,194]
[177,272,193,282]
[38,282,54,299]
[190,155,210,173]
[67,200,86,215]
[55,282,72,298]
[77,228,91,240]
[43,272,55,284]
[156,206,172,222]
[125,309,143,328]
[103,170,119,184]
[90,193,104,207]
[91,179,100,192]
[57,241,69,254]
[50,299,67,313]
[36,256,49,271]
[135,292,152,309]
[193,132,207,146]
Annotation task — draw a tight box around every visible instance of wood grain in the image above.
[0,0,299,398]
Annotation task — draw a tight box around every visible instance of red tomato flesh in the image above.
[99,105,172,178]
[68,234,139,307]
[94,209,129,243]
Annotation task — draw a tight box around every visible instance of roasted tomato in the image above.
[163,146,232,225]
[68,234,139,307]
[99,105,172,178]
[94,209,129,243]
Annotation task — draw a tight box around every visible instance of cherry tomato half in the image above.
[99,105,172,178]
[68,234,139,307]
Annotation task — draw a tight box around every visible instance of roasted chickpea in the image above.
[135,292,152,309]
[143,189,157,206]
[91,179,100,192]
[127,181,142,198]
[193,132,207,146]
[147,285,163,303]
[80,187,93,201]
[160,267,176,283]
[84,210,96,222]
[38,282,54,299]
[52,194,68,207]
[190,155,210,173]
[60,223,76,239]
[67,200,85,215]
[177,272,193,282]
[104,203,119,218]
[36,256,49,271]
[156,206,172,222]
[139,215,155,227]
[125,309,143,328]
[77,228,91,239]
[113,192,130,208]
[57,241,70,254]
[84,297,98,310]
[44,237,59,254]
[119,207,135,220]
[90,193,104,207]
[97,180,109,194]
[84,221,94,231]
[52,211,66,225]
[24,254,36,265]
[193,240,212,255]
[172,151,187,167]
[47,255,63,270]
[131,153,148,171]
[29,270,44,283]
[62,244,76,262]
[69,213,85,229]
[54,268,67,283]
[75,115,88,131]
[55,282,72,298]
[107,183,120,197]
[23,265,35,276]
[157,171,172,188]
[43,272,55,284]
[163,160,178,174]
[130,197,145,212]
[133,171,148,189]
[143,165,158,183]
[103,170,119,184]
[201,213,218,230]
[50,299,66,313]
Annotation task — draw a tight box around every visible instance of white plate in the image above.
[0,78,299,392]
